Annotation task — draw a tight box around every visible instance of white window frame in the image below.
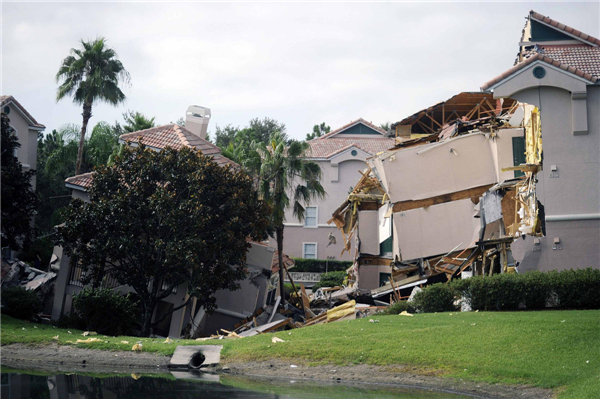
[304,206,318,228]
[302,242,318,259]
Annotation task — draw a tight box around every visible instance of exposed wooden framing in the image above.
[415,119,436,134]
[423,112,443,129]
[392,184,493,213]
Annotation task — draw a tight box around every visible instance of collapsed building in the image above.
[329,10,600,300]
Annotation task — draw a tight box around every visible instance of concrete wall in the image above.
[499,79,600,271]
[282,158,366,260]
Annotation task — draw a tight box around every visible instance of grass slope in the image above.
[2,310,599,398]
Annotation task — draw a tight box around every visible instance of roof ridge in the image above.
[481,52,598,91]
[119,123,177,140]
[530,10,600,46]
[1,95,45,128]
[315,118,387,140]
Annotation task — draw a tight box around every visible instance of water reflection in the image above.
[1,370,476,399]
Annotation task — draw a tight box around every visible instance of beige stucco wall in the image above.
[497,77,600,271]
[393,198,481,261]
[358,211,379,255]
[359,264,393,291]
[4,103,38,189]
[373,129,523,204]
[282,157,366,260]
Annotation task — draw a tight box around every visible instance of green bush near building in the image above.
[1,286,41,320]
[450,268,600,311]
[312,271,347,290]
[292,258,352,273]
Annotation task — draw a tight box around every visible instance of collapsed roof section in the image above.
[390,92,517,140]
[329,101,544,299]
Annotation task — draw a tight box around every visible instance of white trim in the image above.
[28,125,45,132]
[546,213,600,222]
[283,223,337,228]
[530,17,598,47]
[325,120,386,139]
[65,183,87,192]
[302,242,318,259]
[487,60,593,92]
[304,206,318,228]
[213,308,252,319]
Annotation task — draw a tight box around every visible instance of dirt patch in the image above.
[216,360,553,399]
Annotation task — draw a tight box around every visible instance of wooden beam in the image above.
[392,184,493,213]
[415,119,436,134]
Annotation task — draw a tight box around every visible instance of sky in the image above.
[2,1,599,141]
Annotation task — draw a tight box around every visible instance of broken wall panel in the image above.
[374,130,523,205]
[358,211,379,255]
[393,198,481,261]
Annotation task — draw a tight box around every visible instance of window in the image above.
[303,243,317,259]
[379,273,392,287]
[512,137,526,178]
[304,206,317,228]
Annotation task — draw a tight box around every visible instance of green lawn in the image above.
[2,310,599,398]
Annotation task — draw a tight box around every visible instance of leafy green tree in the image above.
[122,110,155,133]
[305,122,331,141]
[56,37,130,174]
[55,144,270,336]
[1,113,38,250]
[247,132,325,303]
[379,122,392,133]
[213,124,240,149]
[249,117,287,144]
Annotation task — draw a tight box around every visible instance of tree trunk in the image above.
[140,302,154,337]
[76,102,92,175]
[276,225,286,305]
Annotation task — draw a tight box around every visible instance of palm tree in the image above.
[247,132,325,304]
[56,37,130,175]
[122,110,156,133]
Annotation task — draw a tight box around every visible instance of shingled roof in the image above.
[65,172,94,190]
[1,95,45,129]
[530,10,600,46]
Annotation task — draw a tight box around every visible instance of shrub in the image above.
[450,268,600,311]
[412,283,458,313]
[312,271,347,290]
[292,258,352,273]
[380,300,415,315]
[72,287,138,336]
[1,286,42,320]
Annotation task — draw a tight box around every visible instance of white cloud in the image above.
[2,2,598,139]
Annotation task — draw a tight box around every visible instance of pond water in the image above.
[0,370,479,399]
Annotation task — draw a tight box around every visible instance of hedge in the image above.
[312,271,347,290]
[450,268,600,311]
[292,258,352,273]
[1,286,41,320]
[412,283,458,313]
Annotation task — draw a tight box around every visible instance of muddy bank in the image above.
[217,360,553,399]
[1,343,170,374]
[1,344,552,399]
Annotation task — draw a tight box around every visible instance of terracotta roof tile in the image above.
[537,45,600,78]
[0,95,45,129]
[119,124,236,167]
[307,137,395,158]
[530,11,600,46]
[481,53,598,91]
[65,172,94,190]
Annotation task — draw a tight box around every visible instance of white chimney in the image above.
[185,105,211,140]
